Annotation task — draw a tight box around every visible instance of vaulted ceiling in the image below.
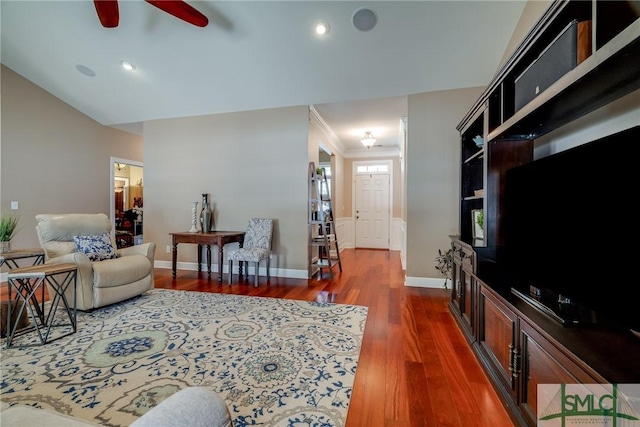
[1,1,527,154]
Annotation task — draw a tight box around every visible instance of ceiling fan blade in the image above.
[145,1,209,27]
[94,0,119,28]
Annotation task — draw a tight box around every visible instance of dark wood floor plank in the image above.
[401,298,423,364]
[405,360,434,426]
[384,324,410,425]
[353,336,388,427]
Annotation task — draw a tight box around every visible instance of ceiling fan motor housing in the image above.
[93,0,208,28]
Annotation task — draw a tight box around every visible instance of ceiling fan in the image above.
[94,0,209,28]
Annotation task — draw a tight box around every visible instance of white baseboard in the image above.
[0,263,310,284]
[405,276,450,289]
[6,264,445,288]
[153,261,308,279]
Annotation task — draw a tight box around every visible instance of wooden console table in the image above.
[170,231,245,283]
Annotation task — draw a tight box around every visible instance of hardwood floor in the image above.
[154,248,515,427]
[2,248,514,426]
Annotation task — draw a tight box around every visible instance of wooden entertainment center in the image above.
[450,1,640,425]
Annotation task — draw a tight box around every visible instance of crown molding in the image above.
[308,105,346,156]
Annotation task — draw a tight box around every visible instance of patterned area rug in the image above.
[1,289,368,427]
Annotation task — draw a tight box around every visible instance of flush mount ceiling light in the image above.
[121,60,136,71]
[360,131,376,148]
[315,21,330,36]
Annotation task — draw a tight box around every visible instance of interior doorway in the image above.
[110,157,143,247]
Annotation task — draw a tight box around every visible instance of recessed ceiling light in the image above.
[315,22,330,36]
[75,64,96,77]
[121,60,136,71]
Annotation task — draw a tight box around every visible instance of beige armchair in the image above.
[35,213,156,311]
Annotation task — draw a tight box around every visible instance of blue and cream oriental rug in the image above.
[1,289,368,427]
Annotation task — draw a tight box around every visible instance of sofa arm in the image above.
[45,253,95,310]
[130,387,232,427]
[118,242,156,263]
[0,404,100,427]
[47,252,93,284]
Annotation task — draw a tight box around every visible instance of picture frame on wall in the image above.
[472,209,484,240]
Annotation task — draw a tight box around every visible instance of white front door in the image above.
[355,174,390,249]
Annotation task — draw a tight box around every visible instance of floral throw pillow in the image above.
[73,233,119,262]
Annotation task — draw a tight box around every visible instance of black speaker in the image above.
[352,8,377,32]
[514,20,582,112]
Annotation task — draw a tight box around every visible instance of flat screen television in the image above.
[503,125,639,331]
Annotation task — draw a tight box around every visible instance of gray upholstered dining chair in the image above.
[227,218,273,287]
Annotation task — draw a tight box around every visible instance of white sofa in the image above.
[0,387,233,427]
[35,213,156,311]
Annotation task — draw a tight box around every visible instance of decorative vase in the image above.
[200,194,213,233]
[189,201,199,232]
[0,241,10,254]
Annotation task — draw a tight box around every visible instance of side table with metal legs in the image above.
[1,248,45,338]
[0,248,45,270]
[5,263,78,348]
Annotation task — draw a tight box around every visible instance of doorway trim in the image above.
[352,159,393,249]
[110,157,143,235]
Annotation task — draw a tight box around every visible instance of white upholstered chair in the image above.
[35,213,156,311]
[227,218,273,287]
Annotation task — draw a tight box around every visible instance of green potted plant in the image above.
[476,209,484,230]
[472,209,484,240]
[0,213,21,253]
[435,248,452,290]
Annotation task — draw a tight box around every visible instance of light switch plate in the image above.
[11,201,18,210]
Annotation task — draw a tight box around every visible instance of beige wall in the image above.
[330,154,345,219]
[1,65,358,277]
[405,87,483,280]
[143,106,310,272]
[0,68,342,276]
[4,60,634,284]
[308,119,321,168]
[6,0,626,283]
[0,65,143,250]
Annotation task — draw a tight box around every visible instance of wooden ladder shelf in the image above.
[308,162,342,279]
